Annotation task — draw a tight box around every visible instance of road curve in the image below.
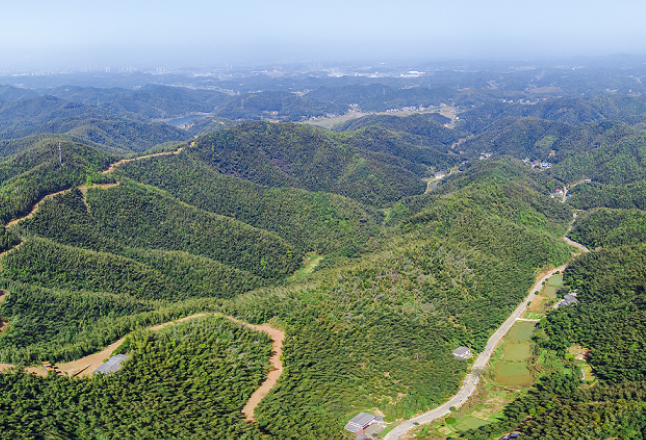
[383,264,568,440]
[564,236,589,254]
[565,212,590,254]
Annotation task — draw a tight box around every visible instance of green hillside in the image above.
[190,121,427,206]
[19,183,299,279]
[0,113,613,439]
[0,140,116,225]
[460,117,632,163]
[570,180,646,210]
[0,316,274,439]
[2,117,190,154]
[213,91,347,121]
[117,152,381,255]
[458,95,646,133]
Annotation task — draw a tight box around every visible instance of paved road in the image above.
[383,264,568,440]
[565,212,590,254]
[564,236,589,253]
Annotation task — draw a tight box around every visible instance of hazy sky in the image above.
[2,0,645,68]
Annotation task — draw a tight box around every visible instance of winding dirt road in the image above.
[4,141,192,230]
[101,144,189,174]
[0,312,284,422]
[4,183,120,229]
[0,141,288,420]
[565,212,590,253]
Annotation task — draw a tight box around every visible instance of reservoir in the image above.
[166,114,210,126]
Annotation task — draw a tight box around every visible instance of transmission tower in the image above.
[58,142,62,166]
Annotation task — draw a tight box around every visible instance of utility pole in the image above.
[58,142,62,166]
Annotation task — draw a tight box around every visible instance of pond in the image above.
[547,274,564,287]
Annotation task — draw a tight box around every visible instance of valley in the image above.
[1,68,646,439]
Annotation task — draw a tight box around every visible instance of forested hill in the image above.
[0,118,190,155]
[460,117,633,163]
[333,113,462,142]
[0,123,578,438]
[0,96,116,133]
[306,84,458,111]
[212,91,347,121]
[189,121,427,206]
[0,140,115,225]
[457,95,646,133]
[44,84,229,119]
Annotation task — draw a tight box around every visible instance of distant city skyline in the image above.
[2,0,645,69]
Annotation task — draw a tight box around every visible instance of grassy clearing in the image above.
[455,416,489,431]
[287,253,323,280]
[543,285,559,298]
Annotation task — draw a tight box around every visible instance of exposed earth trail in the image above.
[4,184,119,229]
[101,143,190,174]
[4,142,193,230]
[0,312,285,422]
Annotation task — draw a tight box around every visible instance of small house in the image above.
[556,294,579,308]
[452,347,472,360]
[344,412,384,433]
[435,171,446,179]
[94,354,129,375]
[562,294,578,305]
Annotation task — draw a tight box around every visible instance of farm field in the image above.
[406,270,576,440]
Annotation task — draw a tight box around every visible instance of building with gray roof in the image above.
[93,354,129,375]
[452,346,472,359]
[344,412,383,433]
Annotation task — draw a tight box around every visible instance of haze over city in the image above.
[2,0,645,69]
